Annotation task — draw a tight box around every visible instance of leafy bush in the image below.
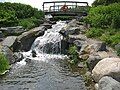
[86,28,103,38]
[0,52,10,74]
[0,10,18,27]
[68,45,79,64]
[0,2,44,29]
[85,3,120,29]
[92,0,120,6]
[100,32,120,46]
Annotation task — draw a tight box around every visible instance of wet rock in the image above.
[59,29,68,37]
[0,26,26,36]
[13,52,23,62]
[92,58,120,82]
[98,76,120,90]
[1,46,16,64]
[2,36,17,48]
[14,26,45,52]
[48,21,56,24]
[31,50,37,57]
[87,54,102,71]
[41,23,52,29]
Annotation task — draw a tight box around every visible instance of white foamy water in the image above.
[16,21,68,66]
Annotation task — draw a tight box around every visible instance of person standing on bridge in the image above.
[60,4,68,12]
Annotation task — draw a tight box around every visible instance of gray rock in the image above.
[1,46,16,64]
[65,27,80,35]
[98,76,120,90]
[87,54,102,71]
[78,62,84,68]
[92,58,120,82]
[94,42,107,52]
[73,40,85,51]
[0,26,26,36]
[13,52,23,62]
[2,36,17,48]
[0,31,4,41]
[14,26,45,52]
[41,23,52,29]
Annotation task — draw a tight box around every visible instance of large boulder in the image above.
[2,36,17,48]
[13,26,45,52]
[98,76,120,90]
[0,26,26,36]
[92,58,120,82]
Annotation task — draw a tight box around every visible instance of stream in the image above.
[0,21,86,90]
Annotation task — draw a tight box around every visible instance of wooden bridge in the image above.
[43,1,89,17]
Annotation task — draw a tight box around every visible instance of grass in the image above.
[0,52,10,75]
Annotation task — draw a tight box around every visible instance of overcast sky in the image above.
[0,0,95,10]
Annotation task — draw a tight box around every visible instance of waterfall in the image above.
[16,21,68,65]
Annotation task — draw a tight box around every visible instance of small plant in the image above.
[0,52,10,75]
[116,48,120,57]
[68,45,79,64]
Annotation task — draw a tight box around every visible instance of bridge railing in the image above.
[43,1,89,13]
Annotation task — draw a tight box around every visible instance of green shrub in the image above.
[0,2,44,29]
[85,3,120,29]
[100,32,120,46]
[0,52,10,74]
[68,45,79,64]
[86,28,103,38]
[18,17,43,30]
[0,10,18,27]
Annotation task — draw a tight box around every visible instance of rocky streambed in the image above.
[0,19,120,90]
[0,21,87,90]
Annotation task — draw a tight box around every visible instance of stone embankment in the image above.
[60,19,120,90]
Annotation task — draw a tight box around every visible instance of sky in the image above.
[0,0,95,10]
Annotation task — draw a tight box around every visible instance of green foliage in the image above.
[0,2,44,29]
[0,52,10,74]
[100,32,120,46]
[0,10,18,27]
[86,28,103,38]
[92,0,120,6]
[85,3,120,29]
[117,48,120,56]
[18,17,44,30]
[68,45,79,64]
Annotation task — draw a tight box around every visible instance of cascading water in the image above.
[0,21,86,90]
[17,21,67,65]
[31,21,65,54]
